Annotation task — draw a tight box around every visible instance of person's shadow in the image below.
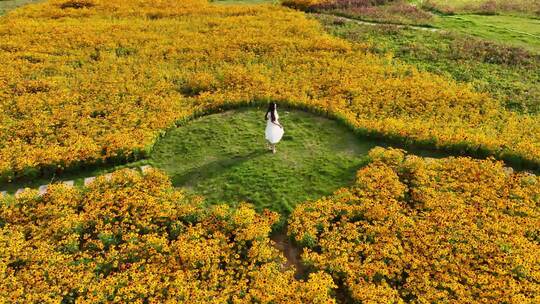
[171,149,267,187]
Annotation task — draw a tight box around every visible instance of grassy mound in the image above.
[149,108,377,214]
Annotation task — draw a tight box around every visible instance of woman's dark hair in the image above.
[265,102,277,122]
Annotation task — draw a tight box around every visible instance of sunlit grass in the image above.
[149,107,377,214]
[424,0,539,16]
[435,14,540,52]
[0,0,42,15]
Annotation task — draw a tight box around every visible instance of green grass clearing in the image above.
[149,108,377,214]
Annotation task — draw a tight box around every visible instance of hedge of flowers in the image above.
[289,147,540,303]
[2,149,538,302]
[0,168,336,303]
[1,0,539,182]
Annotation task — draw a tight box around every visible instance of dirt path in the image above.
[270,227,309,280]
[1,165,152,197]
[270,227,354,303]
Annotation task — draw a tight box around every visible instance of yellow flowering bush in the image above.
[289,147,540,303]
[0,0,539,181]
[0,169,336,303]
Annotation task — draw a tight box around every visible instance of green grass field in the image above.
[0,0,42,15]
[423,1,540,52]
[423,0,540,16]
[435,14,540,52]
[148,108,376,214]
[299,1,540,54]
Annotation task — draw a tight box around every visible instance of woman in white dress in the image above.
[265,102,284,154]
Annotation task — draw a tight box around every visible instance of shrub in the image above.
[316,0,396,10]
[59,0,95,9]
[421,0,455,15]
[281,0,329,11]
[286,0,432,26]
[477,0,499,15]
[450,38,536,66]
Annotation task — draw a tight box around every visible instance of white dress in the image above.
[265,110,284,144]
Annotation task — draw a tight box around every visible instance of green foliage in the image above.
[301,233,317,248]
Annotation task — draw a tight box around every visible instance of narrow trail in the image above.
[313,13,444,32]
[0,165,152,197]
[270,227,354,303]
[270,227,309,280]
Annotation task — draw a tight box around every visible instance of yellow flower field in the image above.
[0,168,336,303]
[1,1,539,302]
[1,0,539,181]
[289,148,540,303]
[2,150,538,302]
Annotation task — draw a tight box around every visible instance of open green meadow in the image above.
[318,14,540,113]
[435,13,540,52]
[423,0,540,16]
[0,0,42,15]
[149,108,375,214]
